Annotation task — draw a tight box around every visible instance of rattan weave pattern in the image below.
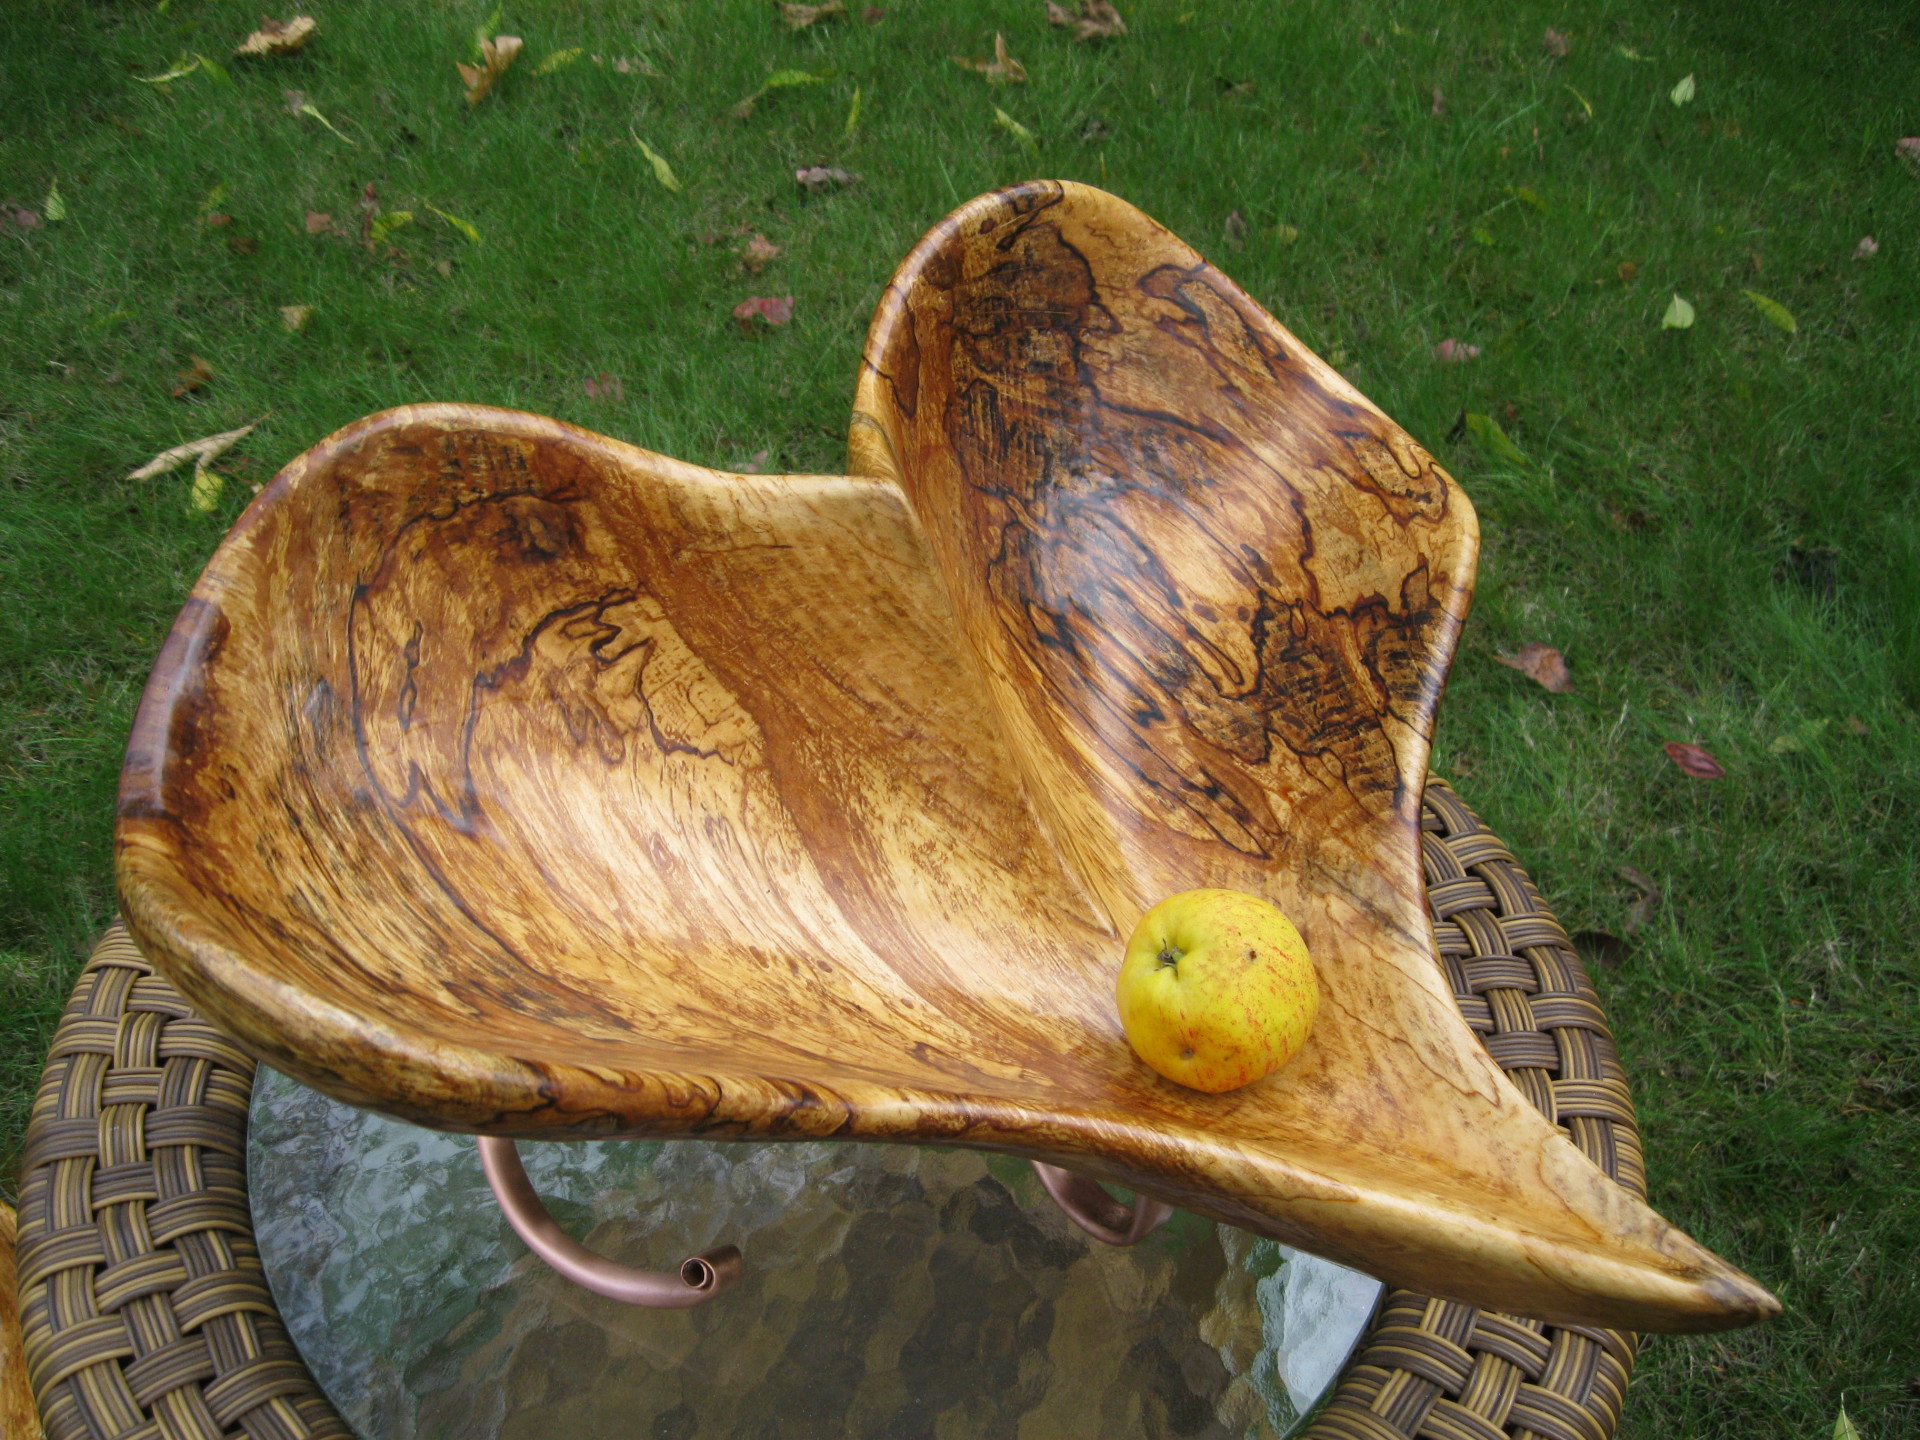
[18,780,1638,1440]
[1299,779,1643,1440]
[17,926,352,1440]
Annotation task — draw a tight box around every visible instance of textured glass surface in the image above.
[250,1067,1382,1440]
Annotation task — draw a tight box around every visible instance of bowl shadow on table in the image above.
[248,1068,1382,1440]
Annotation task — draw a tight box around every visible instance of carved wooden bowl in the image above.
[116,181,1775,1335]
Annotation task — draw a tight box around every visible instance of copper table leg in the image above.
[1030,1161,1175,1245]
[478,1137,742,1307]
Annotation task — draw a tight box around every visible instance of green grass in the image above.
[3,0,1916,1434]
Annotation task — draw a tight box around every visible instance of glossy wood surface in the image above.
[116,182,1775,1334]
[2,1202,46,1440]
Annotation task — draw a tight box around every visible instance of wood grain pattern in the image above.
[2,1202,47,1440]
[115,181,1776,1334]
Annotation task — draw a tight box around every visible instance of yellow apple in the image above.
[1116,888,1318,1094]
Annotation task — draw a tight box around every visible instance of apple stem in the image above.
[1156,946,1183,971]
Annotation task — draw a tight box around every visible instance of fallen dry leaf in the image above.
[282,87,308,115]
[1223,210,1246,250]
[1853,236,1879,260]
[954,32,1028,83]
[424,203,481,244]
[1496,641,1573,693]
[732,295,794,332]
[295,101,356,145]
[779,0,843,29]
[226,234,258,256]
[583,372,625,401]
[1663,741,1725,779]
[1617,260,1639,282]
[1897,137,1920,169]
[1842,715,1869,736]
[1742,289,1797,334]
[129,420,260,481]
[993,106,1038,153]
[862,5,885,21]
[1433,338,1481,362]
[280,304,313,332]
[741,232,781,272]
[795,165,860,193]
[1430,85,1446,116]
[304,210,335,235]
[1047,0,1126,41]
[358,180,378,249]
[189,467,226,512]
[1769,718,1830,755]
[737,448,771,474]
[236,16,317,57]
[202,211,233,229]
[2,202,42,233]
[632,135,682,191]
[1616,866,1660,934]
[171,354,215,398]
[1542,27,1569,57]
[458,35,522,106]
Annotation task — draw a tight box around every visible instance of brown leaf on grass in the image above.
[954,32,1028,83]
[129,419,259,480]
[1664,741,1725,779]
[458,35,523,106]
[583,372,625,401]
[304,210,336,234]
[171,354,215,398]
[1617,260,1639,283]
[1897,137,1920,168]
[736,448,771,474]
[1223,210,1246,250]
[202,211,233,228]
[227,234,258,256]
[779,0,843,29]
[1853,236,1879,260]
[1430,85,1446,116]
[236,16,317,57]
[732,295,793,332]
[862,5,885,22]
[357,181,378,250]
[1496,641,1573,693]
[795,165,860,193]
[1047,0,1126,40]
[740,232,782,272]
[1542,27,1570,58]
[1842,714,1869,736]
[279,304,313,332]
[3,202,43,232]
[1616,865,1660,934]
[1433,338,1481,362]
[282,88,308,115]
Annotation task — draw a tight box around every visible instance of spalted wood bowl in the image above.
[117,181,1775,1334]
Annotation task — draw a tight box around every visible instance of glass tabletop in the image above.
[249,1066,1382,1440]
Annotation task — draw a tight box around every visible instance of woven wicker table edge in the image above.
[17,778,1641,1440]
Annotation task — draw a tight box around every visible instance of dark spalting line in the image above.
[339,448,669,1036]
[922,205,1425,843]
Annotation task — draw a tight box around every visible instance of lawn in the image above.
[2,0,1916,1435]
